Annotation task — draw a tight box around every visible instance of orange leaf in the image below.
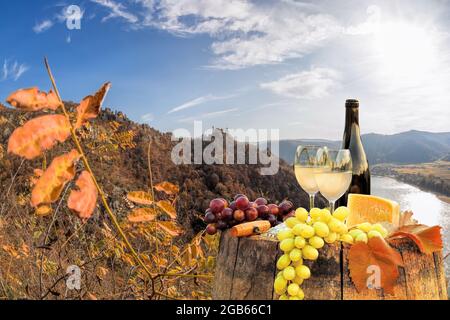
[7,87,60,111]
[68,171,98,220]
[75,82,111,129]
[8,115,71,160]
[389,224,442,254]
[31,150,80,207]
[156,200,177,219]
[126,191,153,206]
[154,182,179,195]
[35,205,53,217]
[127,208,157,223]
[157,221,183,237]
[348,237,403,294]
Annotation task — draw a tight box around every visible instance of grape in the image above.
[340,234,354,244]
[285,217,301,229]
[297,288,305,300]
[222,208,234,221]
[229,201,237,211]
[268,214,277,226]
[216,211,224,220]
[368,230,382,239]
[291,258,304,268]
[204,212,217,224]
[357,222,372,233]
[279,294,289,300]
[245,207,258,221]
[310,208,322,221]
[324,232,338,244]
[289,248,302,262]
[233,209,245,222]
[268,204,280,215]
[216,220,228,230]
[209,199,225,214]
[299,225,315,239]
[295,265,311,279]
[336,223,348,235]
[319,209,332,223]
[292,223,305,236]
[302,245,319,260]
[248,202,258,209]
[205,208,212,215]
[333,206,350,221]
[283,266,296,280]
[295,208,309,222]
[279,201,293,213]
[218,198,229,208]
[349,229,364,239]
[236,196,250,210]
[255,197,268,206]
[277,229,294,241]
[293,275,304,285]
[313,222,330,238]
[234,194,245,201]
[257,205,270,218]
[371,223,388,238]
[274,276,287,294]
[277,254,291,270]
[309,236,325,249]
[283,211,296,221]
[289,296,300,300]
[206,224,217,235]
[287,283,300,296]
[355,232,368,243]
[294,236,306,249]
[280,238,295,252]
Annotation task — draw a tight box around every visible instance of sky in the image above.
[0,0,449,140]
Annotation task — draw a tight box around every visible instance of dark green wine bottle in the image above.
[337,99,371,206]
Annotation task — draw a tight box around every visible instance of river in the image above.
[372,176,450,287]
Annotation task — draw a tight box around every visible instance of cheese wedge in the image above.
[347,194,400,228]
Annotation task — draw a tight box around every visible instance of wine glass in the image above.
[314,149,353,213]
[294,146,327,210]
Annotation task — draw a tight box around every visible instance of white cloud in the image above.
[141,113,154,122]
[168,94,234,114]
[260,67,340,99]
[2,60,29,81]
[91,0,138,23]
[178,107,238,123]
[134,0,342,69]
[33,20,54,33]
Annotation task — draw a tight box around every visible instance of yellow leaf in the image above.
[154,182,179,195]
[157,221,183,237]
[128,208,157,223]
[127,191,153,206]
[156,200,177,219]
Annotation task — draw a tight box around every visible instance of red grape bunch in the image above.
[205,194,295,235]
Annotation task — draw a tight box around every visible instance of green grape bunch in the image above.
[274,206,388,300]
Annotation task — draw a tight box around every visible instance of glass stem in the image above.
[309,194,315,210]
[330,201,336,214]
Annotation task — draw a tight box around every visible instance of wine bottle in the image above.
[337,99,371,206]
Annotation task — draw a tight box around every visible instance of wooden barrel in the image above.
[212,230,448,300]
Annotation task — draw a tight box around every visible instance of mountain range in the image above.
[275,130,450,165]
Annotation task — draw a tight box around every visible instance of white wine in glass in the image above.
[294,146,326,210]
[314,149,352,213]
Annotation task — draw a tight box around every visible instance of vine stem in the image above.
[44,58,153,278]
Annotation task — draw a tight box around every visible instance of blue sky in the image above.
[1,0,449,140]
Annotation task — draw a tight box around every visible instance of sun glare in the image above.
[372,21,439,83]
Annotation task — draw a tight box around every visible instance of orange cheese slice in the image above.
[347,194,400,227]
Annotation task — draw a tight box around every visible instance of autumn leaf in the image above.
[7,87,60,111]
[126,191,153,206]
[158,221,183,237]
[156,200,177,219]
[35,205,53,217]
[31,150,80,207]
[388,224,442,254]
[75,82,111,129]
[68,171,98,220]
[8,115,71,160]
[154,182,179,195]
[128,208,157,223]
[348,237,403,294]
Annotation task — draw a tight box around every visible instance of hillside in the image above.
[276,130,450,165]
